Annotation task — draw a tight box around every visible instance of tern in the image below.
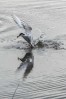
[13,15,33,48]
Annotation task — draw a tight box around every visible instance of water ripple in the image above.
[11,75,66,99]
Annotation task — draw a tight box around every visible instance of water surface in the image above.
[0,0,66,99]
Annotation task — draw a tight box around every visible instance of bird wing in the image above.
[13,14,23,28]
[12,14,32,35]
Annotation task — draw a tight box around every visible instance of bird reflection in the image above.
[17,49,34,79]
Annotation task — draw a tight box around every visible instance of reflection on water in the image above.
[0,0,66,99]
[12,49,34,99]
[17,49,34,79]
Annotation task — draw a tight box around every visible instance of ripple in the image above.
[0,14,16,33]
[0,74,66,99]
[10,74,66,99]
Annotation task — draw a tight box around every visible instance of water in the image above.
[0,0,66,99]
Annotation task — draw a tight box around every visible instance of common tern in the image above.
[13,15,33,48]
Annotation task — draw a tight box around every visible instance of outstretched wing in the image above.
[12,14,32,34]
[13,14,23,28]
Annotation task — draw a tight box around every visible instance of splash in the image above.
[0,33,64,50]
[0,14,65,50]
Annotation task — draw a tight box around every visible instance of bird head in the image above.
[17,33,25,38]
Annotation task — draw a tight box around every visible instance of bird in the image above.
[12,14,33,48]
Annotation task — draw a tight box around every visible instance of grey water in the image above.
[0,0,66,99]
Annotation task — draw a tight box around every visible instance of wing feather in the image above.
[13,14,23,28]
[12,14,32,34]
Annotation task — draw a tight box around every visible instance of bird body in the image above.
[22,35,31,44]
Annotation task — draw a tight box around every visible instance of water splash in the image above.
[0,33,64,50]
[0,14,65,50]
